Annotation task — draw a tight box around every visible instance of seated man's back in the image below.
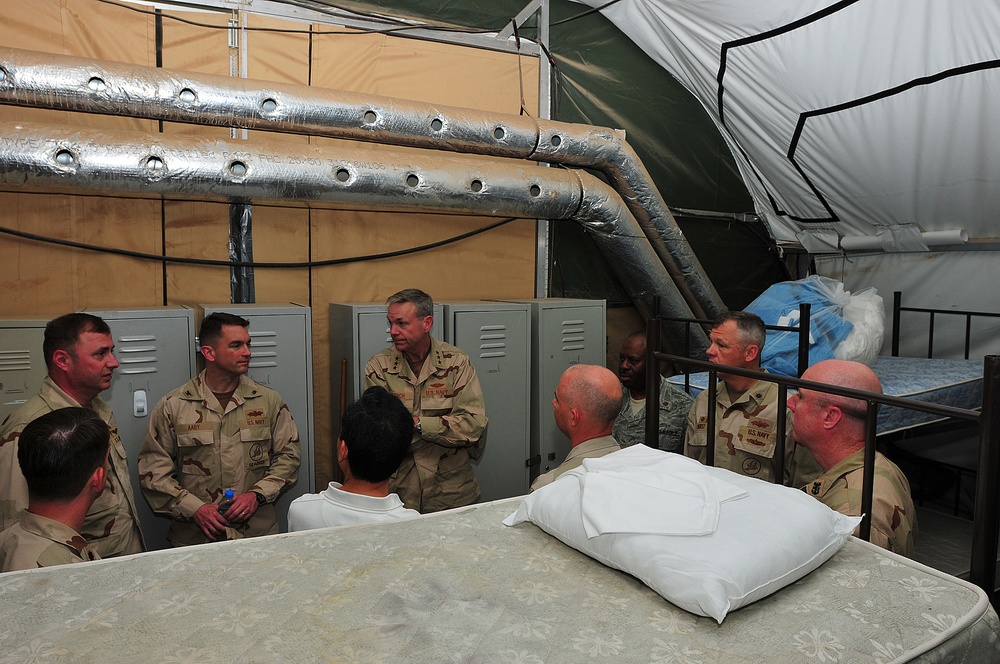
[288,485,417,530]
[288,386,419,531]
[531,365,623,491]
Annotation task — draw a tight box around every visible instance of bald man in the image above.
[530,365,623,491]
[788,360,916,556]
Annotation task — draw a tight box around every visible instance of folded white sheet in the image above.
[578,447,747,538]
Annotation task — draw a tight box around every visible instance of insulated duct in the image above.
[0,46,725,320]
[0,120,711,353]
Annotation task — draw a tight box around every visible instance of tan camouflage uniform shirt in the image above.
[138,371,300,546]
[364,338,488,514]
[0,377,144,558]
[684,376,803,484]
[0,511,100,572]
[801,448,916,557]
[613,382,693,453]
[529,435,622,491]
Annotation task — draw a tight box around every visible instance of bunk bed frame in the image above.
[645,293,1000,601]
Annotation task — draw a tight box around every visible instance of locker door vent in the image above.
[478,324,508,359]
[116,334,160,375]
[560,319,587,351]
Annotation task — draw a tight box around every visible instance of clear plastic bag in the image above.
[834,287,884,365]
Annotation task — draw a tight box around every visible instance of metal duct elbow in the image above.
[532,119,726,320]
[571,169,709,354]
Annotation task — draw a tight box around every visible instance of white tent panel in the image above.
[815,251,1000,359]
[576,0,1000,251]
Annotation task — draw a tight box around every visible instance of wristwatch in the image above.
[252,491,266,505]
[415,419,422,435]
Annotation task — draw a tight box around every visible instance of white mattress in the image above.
[667,355,983,435]
[0,498,997,662]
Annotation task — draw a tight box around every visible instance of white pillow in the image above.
[504,446,859,623]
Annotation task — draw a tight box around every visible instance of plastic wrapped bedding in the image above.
[746,276,856,377]
[1,490,998,662]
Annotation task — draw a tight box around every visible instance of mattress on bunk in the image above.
[0,498,997,663]
[667,356,983,435]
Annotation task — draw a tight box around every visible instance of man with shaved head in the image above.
[789,359,916,556]
[530,365,623,491]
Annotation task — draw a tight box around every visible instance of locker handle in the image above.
[133,390,148,417]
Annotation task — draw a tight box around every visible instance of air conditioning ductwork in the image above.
[0,46,725,323]
[0,121,711,352]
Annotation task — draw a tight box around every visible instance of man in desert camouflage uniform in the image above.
[0,313,144,558]
[0,408,107,572]
[364,289,487,513]
[530,365,622,491]
[790,359,916,556]
[613,331,693,452]
[139,312,300,546]
[684,311,819,485]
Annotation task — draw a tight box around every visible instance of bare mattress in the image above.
[0,497,997,662]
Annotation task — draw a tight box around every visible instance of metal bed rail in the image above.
[892,290,1000,359]
[645,315,1000,599]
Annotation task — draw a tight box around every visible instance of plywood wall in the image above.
[0,0,539,488]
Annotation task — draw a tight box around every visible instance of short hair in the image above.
[43,313,111,370]
[199,312,250,348]
[18,407,110,502]
[385,289,434,318]
[563,365,621,427]
[623,330,647,346]
[713,310,766,350]
[341,385,414,483]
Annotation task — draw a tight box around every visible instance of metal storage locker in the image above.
[328,302,442,444]
[498,298,606,480]
[0,318,47,424]
[200,303,315,533]
[83,306,197,551]
[442,301,531,500]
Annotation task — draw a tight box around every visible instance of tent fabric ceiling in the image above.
[324,0,789,307]
[576,0,1000,254]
